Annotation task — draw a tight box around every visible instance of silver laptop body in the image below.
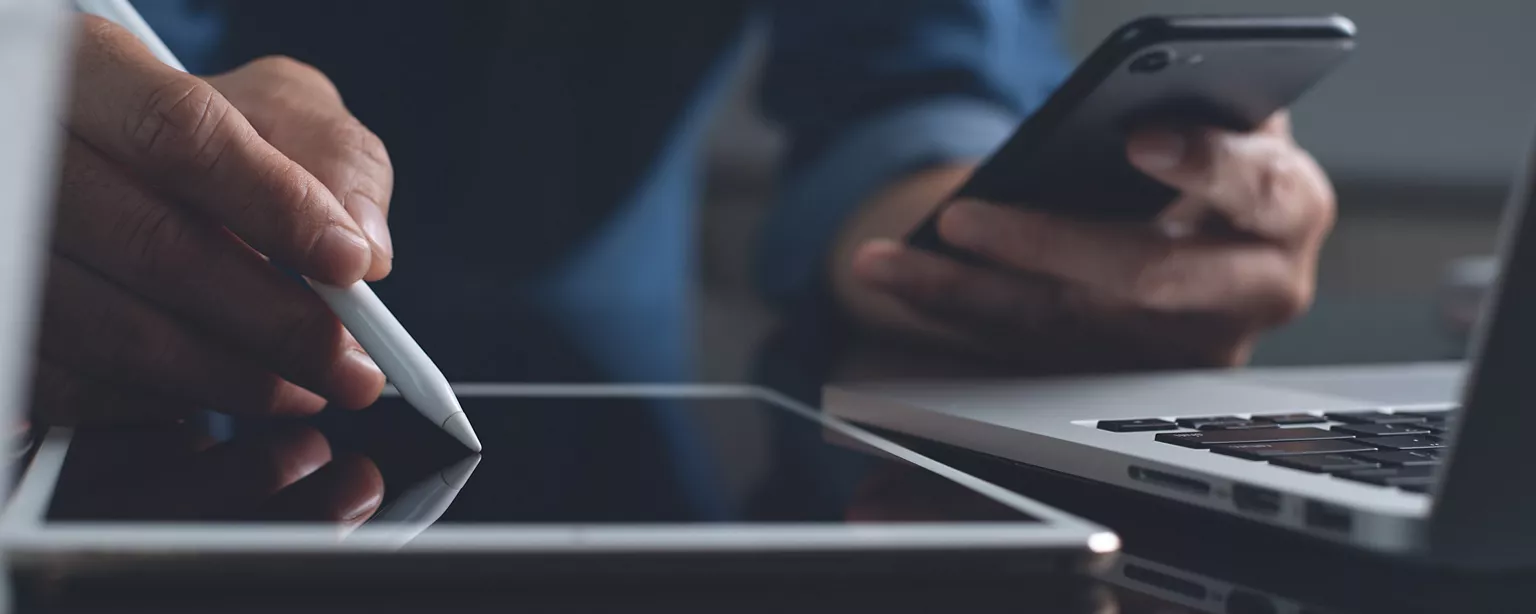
[826,132,1536,570]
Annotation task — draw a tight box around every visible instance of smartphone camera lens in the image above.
[1129,50,1173,74]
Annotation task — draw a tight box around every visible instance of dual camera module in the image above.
[1128,49,1200,74]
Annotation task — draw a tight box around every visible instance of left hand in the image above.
[832,112,1335,371]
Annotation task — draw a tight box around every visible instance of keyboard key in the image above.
[1355,435,1444,450]
[1271,454,1381,473]
[1212,439,1377,460]
[1338,465,1437,486]
[1251,413,1326,425]
[1324,411,1426,424]
[1176,416,1267,430]
[1098,419,1179,432]
[1155,427,1350,449]
[1353,449,1442,467]
[1400,483,1432,494]
[1331,423,1433,437]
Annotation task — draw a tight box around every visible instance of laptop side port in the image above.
[1304,500,1353,534]
[1121,563,1208,600]
[1128,466,1212,496]
[1231,484,1281,516]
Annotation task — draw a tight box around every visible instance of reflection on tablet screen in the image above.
[45,395,1037,527]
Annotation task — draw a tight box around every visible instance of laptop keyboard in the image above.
[1097,409,1455,493]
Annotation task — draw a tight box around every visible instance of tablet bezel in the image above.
[0,384,1118,564]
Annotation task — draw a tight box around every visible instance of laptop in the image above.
[0,0,68,474]
[826,129,1536,569]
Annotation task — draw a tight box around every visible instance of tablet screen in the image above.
[43,393,1039,528]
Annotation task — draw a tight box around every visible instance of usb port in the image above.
[1305,501,1353,534]
[1232,484,1281,516]
[1128,466,1211,496]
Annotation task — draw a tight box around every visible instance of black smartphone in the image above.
[908,14,1356,260]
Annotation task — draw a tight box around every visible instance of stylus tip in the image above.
[440,453,482,489]
[442,411,483,452]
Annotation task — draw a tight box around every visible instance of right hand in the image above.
[51,422,384,527]
[34,16,395,425]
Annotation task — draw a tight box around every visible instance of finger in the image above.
[850,239,1196,370]
[61,421,218,479]
[936,201,1308,321]
[122,424,334,520]
[208,58,395,280]
[66,16,371,285]
[1126,114,1333,244]
[854,238,1068,331]
[284,118,394,281]
[39,255,329,417]
[256,454,384,528]
[53,140,385,408]
[850,239,1092,359]
[30,358,197,426]
[183,425,336,519]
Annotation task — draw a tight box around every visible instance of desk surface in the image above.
[12,302,1524,613]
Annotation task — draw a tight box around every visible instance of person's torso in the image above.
[165,0,758,381]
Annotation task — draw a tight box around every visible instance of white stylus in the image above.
[75,0,482,452]
[365,454,481,547]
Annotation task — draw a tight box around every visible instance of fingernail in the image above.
[341,488,383,522]
[314,226,372,281]
[351,196,393,261]
[940,201,1001,248]
[1129,131,1186,171]
[341,347,383,380]
[862,251,902,285]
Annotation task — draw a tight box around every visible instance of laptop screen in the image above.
[44,393,1040,527]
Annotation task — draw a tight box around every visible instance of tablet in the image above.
[0,385,1116,581]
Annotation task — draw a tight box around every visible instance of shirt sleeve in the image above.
[754,0,1068,309]
[130,0,228,74]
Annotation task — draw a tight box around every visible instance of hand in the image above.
[833,112,1334,371]
[51,422,384,527]
[34,17,395,425]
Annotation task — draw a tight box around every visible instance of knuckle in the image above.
[249,55,338,95]
[1253,154,1288,204]
[128,77,237,173]
[328,118,393,177]
[118,203,190,281]
[1268,278,1315,325]
[248,55,315,76]
[1238,256,1313,327]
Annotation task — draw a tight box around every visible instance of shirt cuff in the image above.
[754,97,1019,308]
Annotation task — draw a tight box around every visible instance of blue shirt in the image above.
[135,0,1066,384]
[130,0,1068,521]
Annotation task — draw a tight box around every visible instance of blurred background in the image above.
[697,0,1531,381]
